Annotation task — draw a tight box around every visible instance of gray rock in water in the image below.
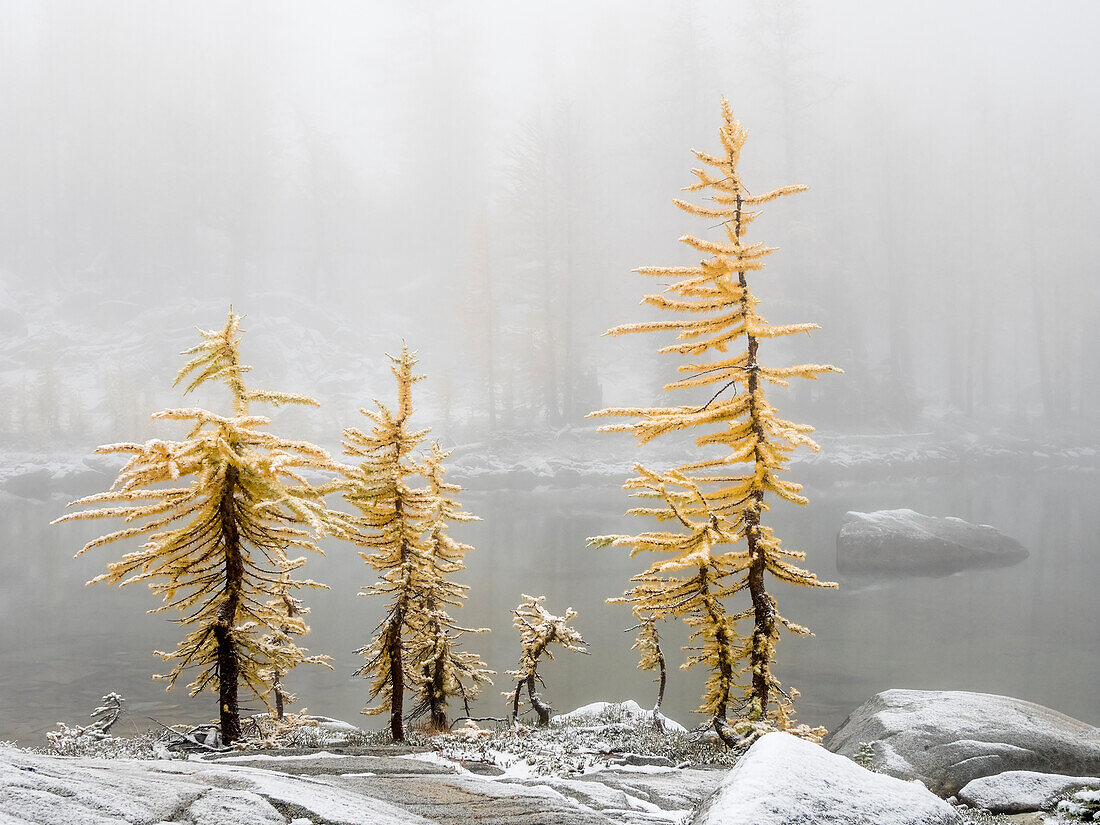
[836,509,1028,575]
[825,689,1100,797]
[691,732,959,825]
[0,467,54,500]
[957,770,1100,813]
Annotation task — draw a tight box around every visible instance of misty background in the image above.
[0,1,1097,741]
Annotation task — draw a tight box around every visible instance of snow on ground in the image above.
[1,702,734,824]
[826,689,1100,797]
[186,761,429,825]
[552,700,688,734]
[591,764,678,774]
[693,732,960,825]
[957,770,1100,814]
[2,747,429,824]
[395,751,470,774]
[0,746,426,825]
[210,749,355,763]
[9,725,1093,824]
[428,704,736,778]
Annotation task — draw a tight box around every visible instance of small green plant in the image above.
[853,742,876,771]
[1058,787,1100,821]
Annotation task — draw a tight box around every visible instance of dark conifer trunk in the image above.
[743,338,774,719]
[654,642,667,713]
[744,518,772,718]
[510,663,552,727]
[526,673,551,727]
[737,192,775,722]
[428,658,447,732]
[422,605,448,733]
[702,569,735,724]
[273,672,285,720]
[387,446,408,744]
[216,464,244,744]
[511,679,524,725]
[389,611,405,742]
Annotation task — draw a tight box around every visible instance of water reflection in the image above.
[1,467,1096,743]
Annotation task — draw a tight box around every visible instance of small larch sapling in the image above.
[505,594,588,727]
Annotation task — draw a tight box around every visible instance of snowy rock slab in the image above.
[825,689,1100,796]
[836,509,1029,575]
[690,732,960,825]
[0,746,211,825]
[957,770,1100,813]
[0,747,429,825]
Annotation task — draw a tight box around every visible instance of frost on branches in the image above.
[627,610,669,730]
[506,594,588,728]
[260,574,329,720]
[341,346,490,742]
[406,443,494,732]
[45,693,124,755]
[54,311,336,744]
[590,98,839,743]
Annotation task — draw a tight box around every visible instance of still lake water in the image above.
[1,462,1097,742]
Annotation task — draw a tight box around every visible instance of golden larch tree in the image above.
[594,467,743,739]
[341,345,434,743]
[260,574,328,720]
[505,594,587,727]
[590,98,840,739]
[406,443,493,732]
[626,608,668,730]
[54,311,335,744]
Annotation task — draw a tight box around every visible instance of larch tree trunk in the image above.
[738,192,776,723]
[526,673,551,727]
[389,613,405,742]
[273,671,285,720]
[429,656,447,733]
[216,463,244,744]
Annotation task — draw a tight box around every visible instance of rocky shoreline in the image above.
[3,691,1099,824]
[2,430,1097,502]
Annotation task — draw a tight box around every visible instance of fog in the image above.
[1,2,1097,739]
[3,0,1099,439]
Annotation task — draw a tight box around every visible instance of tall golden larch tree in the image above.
[54,311,335,744]
[406,443,493,732]
[341,345,434,743]
[590,99,840,738]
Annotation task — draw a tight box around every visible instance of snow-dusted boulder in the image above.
[957,770,1100,813]
[826,689,1100,796]
[0,467,54,500]
[836,509,1029,575]
[551,699,687,733]
[308,715,361,733]
[691,732,959,825]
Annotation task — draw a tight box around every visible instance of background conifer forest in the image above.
[0,1,1097,743]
